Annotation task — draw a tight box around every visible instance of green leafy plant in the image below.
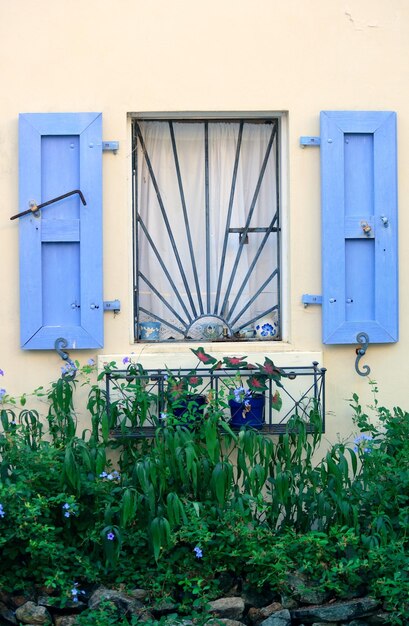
[2,361,409,624]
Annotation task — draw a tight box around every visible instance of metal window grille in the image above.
[132,118,281,342]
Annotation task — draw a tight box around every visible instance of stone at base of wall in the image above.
[0,585,391,626]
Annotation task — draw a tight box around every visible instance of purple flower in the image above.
[193,545,203,558]
[353,433,373,454]
[0,389,6,400]
[99,471,108,478]
[122,356,130,365]
[63,503,71,517]
[61,360,77,377]
[71,583,85,603]
[233,386,245,402]
[107,532,115,541]
[87,358,95,366]
[0,369,4,376]
[160,412,168,420]
[0,504,5,518]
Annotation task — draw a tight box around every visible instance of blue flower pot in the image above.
[229,395,265,430]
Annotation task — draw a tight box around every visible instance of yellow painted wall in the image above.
[1,0,408,442]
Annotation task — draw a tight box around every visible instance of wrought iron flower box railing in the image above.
[106,362,326,438]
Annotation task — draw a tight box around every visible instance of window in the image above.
[132,116,281,342]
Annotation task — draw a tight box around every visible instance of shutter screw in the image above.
[381,216,389,227]
[329,298,336,304]
[90,303,99,309]
[361,221,372,236]
[89,143,94,148]
[327,139,333,143]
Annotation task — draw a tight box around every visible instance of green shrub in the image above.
[1,362,409,623]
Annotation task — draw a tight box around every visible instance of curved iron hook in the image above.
[55,337,69,360]
[355,332,370,377]
[55,337,77,380]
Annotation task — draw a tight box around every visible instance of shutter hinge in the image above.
[300,136,321,148]
[103,300,121,313]
[302,294,322,308]
[102,141,119,154]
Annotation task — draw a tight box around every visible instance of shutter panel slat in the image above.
[321,111,398,344]
[19,112,103,350]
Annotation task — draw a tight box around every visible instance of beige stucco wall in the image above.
[1,0,408,443]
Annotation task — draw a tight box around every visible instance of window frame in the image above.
[130,111,288,345]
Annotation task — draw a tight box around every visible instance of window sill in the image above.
[98,343,323,371]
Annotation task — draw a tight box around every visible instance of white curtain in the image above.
[137,120,278,339]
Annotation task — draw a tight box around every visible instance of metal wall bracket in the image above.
[300,136,321,147]
[104,300,121,313]
[355,332,370,377]
[55,337,77,380]
[302,294,322,308]
[102,141,119,154]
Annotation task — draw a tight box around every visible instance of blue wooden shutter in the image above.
[19,113,103,349]
[321,111,398,344]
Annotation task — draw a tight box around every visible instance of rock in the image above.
[206,617,245,626]
[37,595,86,612]
[365,612,394,625]
[54,617,78,626]
[127,588,149,602]
[280,595,298,610]
[311,623,338,626]
[88,586,142,610]
[0,600,18,624]
[291,597,380,623]
[87,586,154,622]
[10,594,34,609]
[259,609,292,626]
[287,573,330,605]
[15,602,51,624]
[248,602,284,623]
[208,597,245,620]
[151,599,178,615]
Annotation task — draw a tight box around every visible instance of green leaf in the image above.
[247,375,268,393]
[101,411,109,443]
[190,347,218,366]
[212,462,230,507]
[271,390,282,412]
[95,447,106,476]
[64,446,79,492]
[204,419,219,464]
[121,488,137,527]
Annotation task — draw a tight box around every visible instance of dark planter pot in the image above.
[170,394,207,427]
[229,395,265,430]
